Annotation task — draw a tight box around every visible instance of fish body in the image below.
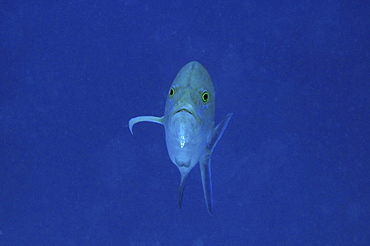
[129,61,232,214]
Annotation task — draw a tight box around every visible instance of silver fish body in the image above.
[129,61,232,214]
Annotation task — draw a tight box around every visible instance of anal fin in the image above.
[178,172,188,209]
[200,153,213,215]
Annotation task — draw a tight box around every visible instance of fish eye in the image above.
[202,91,209,103]
[169,87,175,98]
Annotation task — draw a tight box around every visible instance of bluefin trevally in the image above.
[129,61,232,214]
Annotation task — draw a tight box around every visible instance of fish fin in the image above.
[178,171,188,209]
[199,113,232,215]
[200,152,213,215]
[128,116,164,134]
[208,113,233,152]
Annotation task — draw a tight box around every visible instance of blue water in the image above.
[1,1,369,245]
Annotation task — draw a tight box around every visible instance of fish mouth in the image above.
[175,108,193,115]
[172,104,199,121]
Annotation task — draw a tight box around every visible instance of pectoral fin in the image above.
[129,116,164,134]
[207,113,233,152]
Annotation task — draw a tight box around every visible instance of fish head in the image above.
[163,61,215,170]
[165,61,215,123]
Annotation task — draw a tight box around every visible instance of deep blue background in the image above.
[1,0,369,245]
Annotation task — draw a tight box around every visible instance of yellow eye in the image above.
[202,91,209,103]
[169,87,175,98]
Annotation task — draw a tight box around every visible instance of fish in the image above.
[129,61,232,214]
